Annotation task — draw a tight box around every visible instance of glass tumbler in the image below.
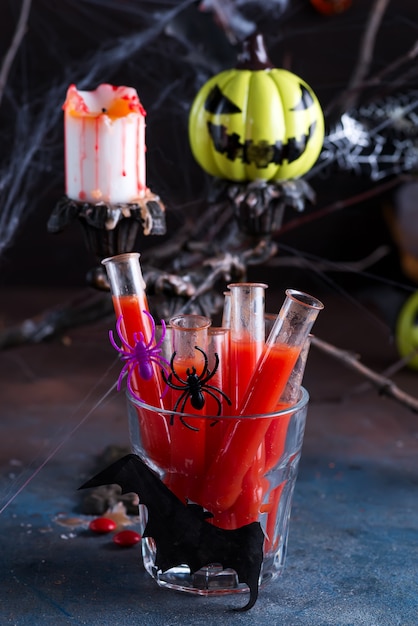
[126,386,309,603]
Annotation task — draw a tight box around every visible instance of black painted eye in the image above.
[291,84,315,111]
[204,85,242,114]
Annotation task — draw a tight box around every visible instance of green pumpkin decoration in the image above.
[189,33,324,183]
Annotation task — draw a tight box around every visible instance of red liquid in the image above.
[204,333,231,418]
[199,343,300,513]
[229,338,263,412]
[211,443,269,529]
[263,482,285,553]
[112,294,165,408]
[239,342,300,416]
[167,353,206,414]
[112,294,169,467]
[112,292,151,343]
[165,354,207,505]
[204,334,231,470]
[263,401,292,474]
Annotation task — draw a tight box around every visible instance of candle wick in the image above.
[102,108,107,113]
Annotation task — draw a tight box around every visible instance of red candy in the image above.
[89,517,117,534]
[112,529,141,547]
[88,517,141,547]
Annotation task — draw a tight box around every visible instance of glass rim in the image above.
[169,313,212,331]
[101,251,140,266]
[126,386,309,420]
[285,288,324,311]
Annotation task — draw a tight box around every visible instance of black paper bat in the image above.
[79,453,264,611]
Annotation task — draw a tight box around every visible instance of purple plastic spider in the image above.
[109,311,170,401]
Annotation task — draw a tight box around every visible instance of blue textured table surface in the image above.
[1,289,417,625]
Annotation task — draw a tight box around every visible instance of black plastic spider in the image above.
[162,346,231,430]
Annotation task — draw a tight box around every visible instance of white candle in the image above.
[63,83,147,204]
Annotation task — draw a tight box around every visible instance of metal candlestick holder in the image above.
[47,191,166,289]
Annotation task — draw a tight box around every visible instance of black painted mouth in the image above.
[207,119,317,168]
[202,82,318,168]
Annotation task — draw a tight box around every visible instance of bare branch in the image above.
[311,335,418,413]
[366,39,418,89]
[0,0,32,108]
[275,175,409,237]
[326,0,391,115]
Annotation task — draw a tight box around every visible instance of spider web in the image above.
[312,91,418,182]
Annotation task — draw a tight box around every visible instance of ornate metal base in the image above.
[47,191,166,288]
[216,178,316,237]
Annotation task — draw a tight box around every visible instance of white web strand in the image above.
[0,357,120,516]
[0,0,198,257]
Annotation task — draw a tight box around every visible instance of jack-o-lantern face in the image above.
[189,67,324,182]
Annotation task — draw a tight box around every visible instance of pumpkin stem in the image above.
[236,32,274,71]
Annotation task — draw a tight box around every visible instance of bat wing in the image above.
[79,453,263,610]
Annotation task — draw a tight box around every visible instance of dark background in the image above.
[0,0,417,302]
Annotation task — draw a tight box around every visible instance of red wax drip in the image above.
[95,118,100,197]
[78,118,86,200]
[136,116,140,193]
[121,118,126,189]
[136,115,144,194]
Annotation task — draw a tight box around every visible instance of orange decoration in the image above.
[310,0,352,15]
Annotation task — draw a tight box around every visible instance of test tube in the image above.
[206,327,231,416]
[265,314,313,405]
[165,313,212,504]
[102,252,171,470]
[279,335,312,405]
[263,334,312,476]
[102,252,149,341]
[169,313,212,409]
[228,282,268,412]
[239,289,323,416]
[221,291,231,328]
[102,252,165,408]
[204,327,231,477]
